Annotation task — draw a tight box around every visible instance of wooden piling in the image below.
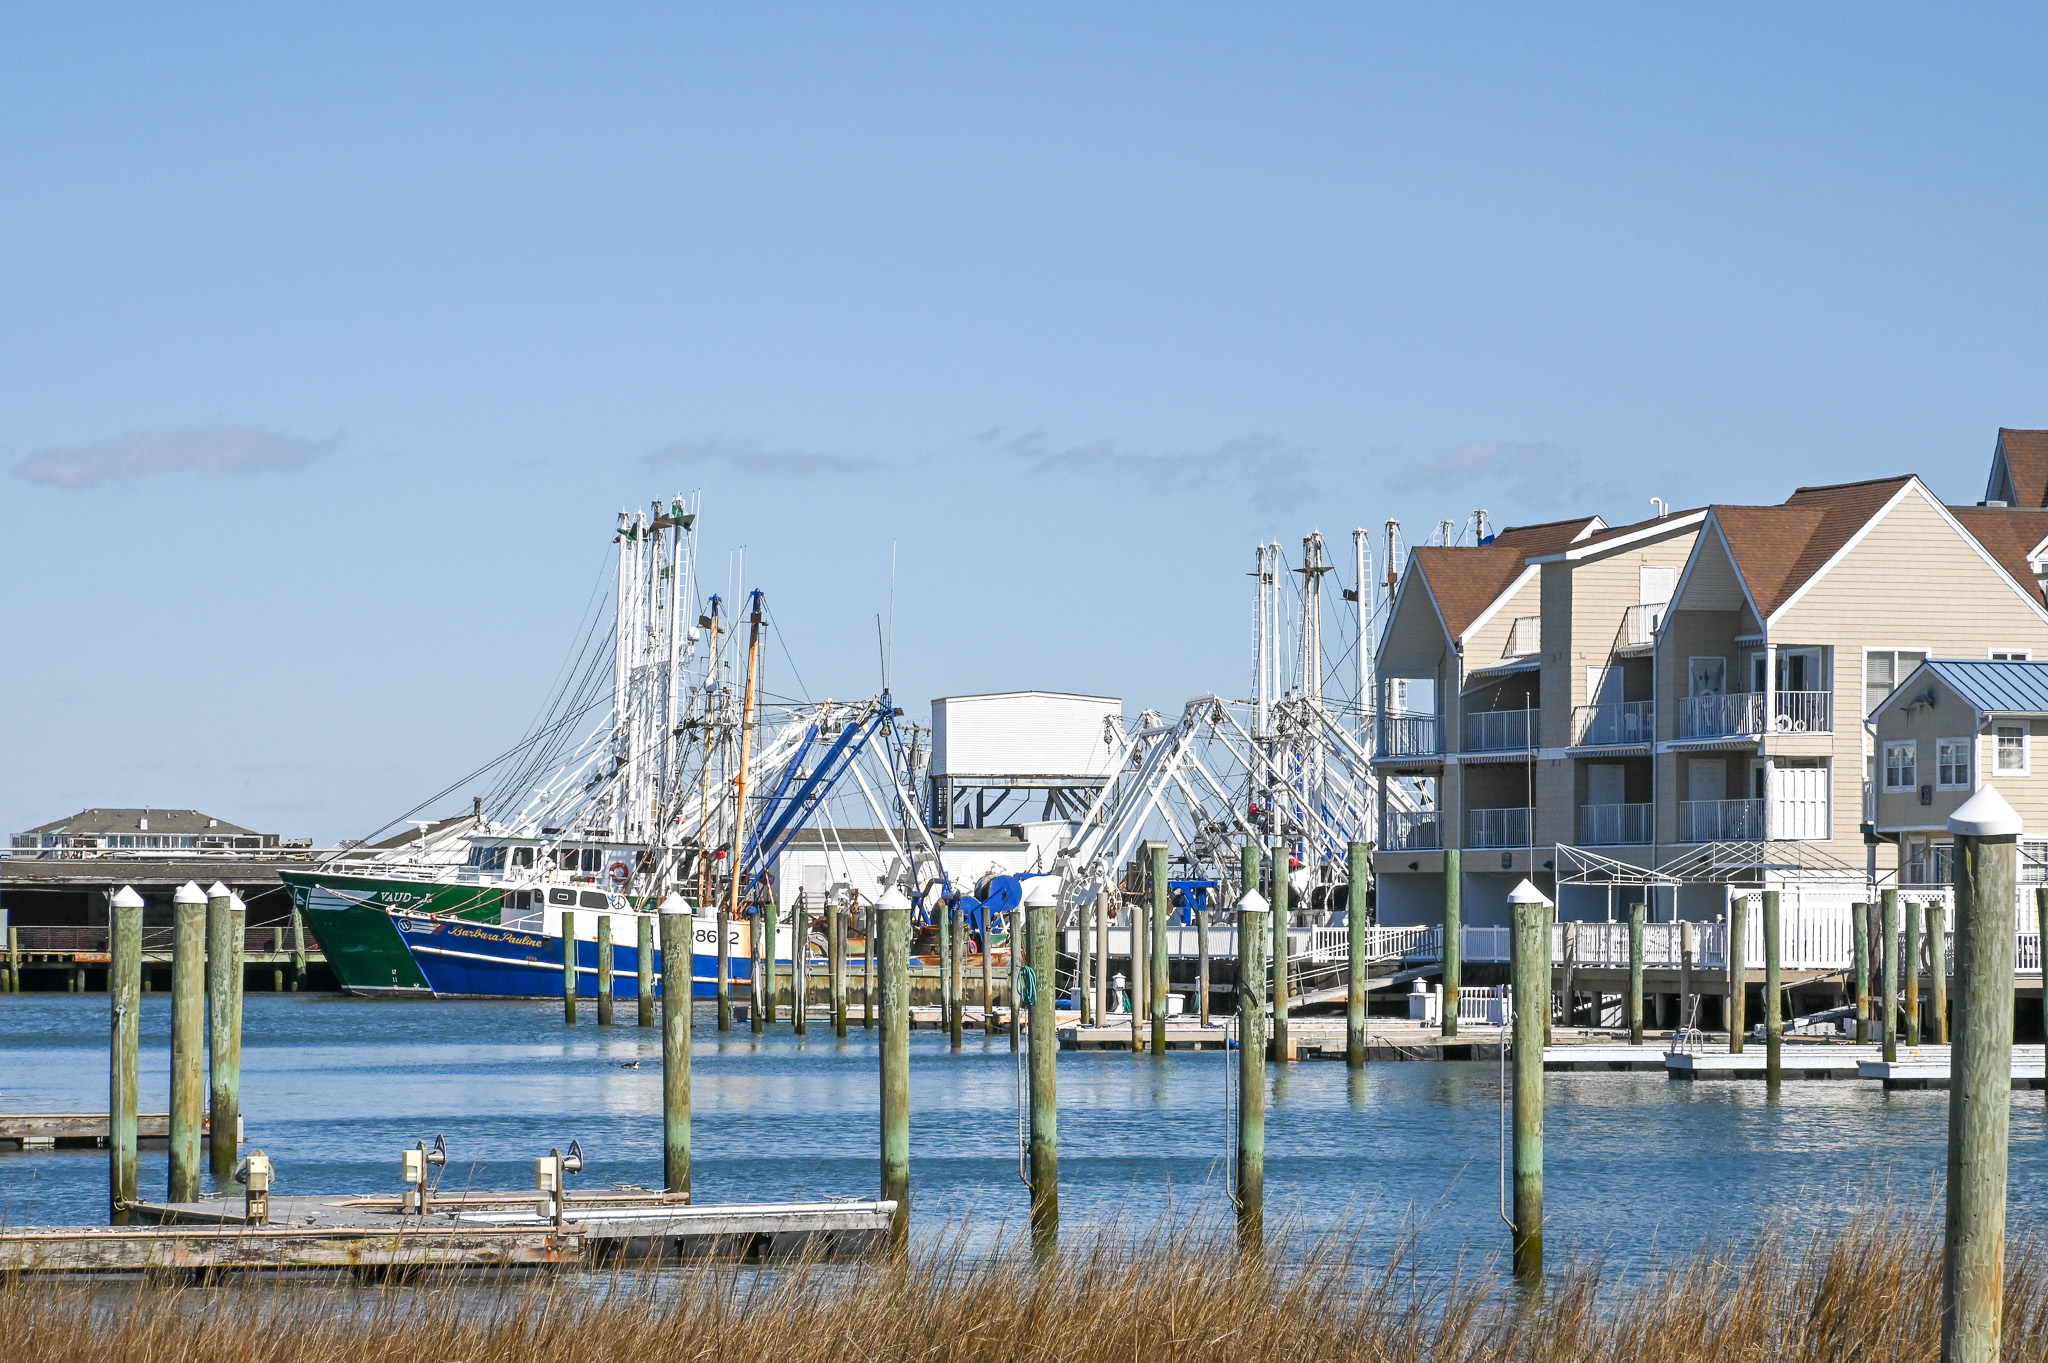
[1094,889,1110,1027]
[1728,893,1747,1053]
[1149,842,1169,1057]
[289,906,306,991]
[1198,906,1214,1029]
[1627,899,1645,1046]
[597,915,615,1026]
[934,890,951,1047]
[1904,888,1922,1047]
[1559,922,1577,1030]
[659,899,692,1196]
[109,887,143,1221]
[717,902,732,1032]
[876,887,911,1250]
[1852,900,1870,1044]
[205,884,243,1184]
[1128,894,1145,1053]
[1077,885,1093,1027]
[169,883,205,1203]
[761,898,778,1030]
[1235,885,1268,1253]
[637,914,655,1029]
[794,899,809,1037]
[861,894,874,1030]
[1762,889,1782,1084]
[1508,880,1550,1282]
[1927,897,1948,1045]
[1346,841,1370,1067]
[1882,888,1899,1064]
[561,910,578,1025]
[1442,848,1461,1038]
[1271,841,1291,1062]
[949,905,965,1050]
[1027,892,1058,1259]
[1942,788,2020,1363]
[1009,909,1023,1052]
[980,909,995,1032]
[831,898,848,1038]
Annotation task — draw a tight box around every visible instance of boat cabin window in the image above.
[580,848,602,874]
[503,890,541,931]
[467,846,508,873]
[511,846,536,871]
[556,848,578,871]
[579,891,609,910]
[548,888,577,906]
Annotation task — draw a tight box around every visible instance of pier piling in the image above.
[1927,898,1948,1045]
[1882,889,1899,1064]
[831,898,848,1038]
[1508,879,1551,1283]
[1905,890,1922,1047]
[1009,909,1022,1052]
[1235,885,1268,1254]
[794,900,809,1037]
[169,882,205,1203]
[1728,893,1747,1054]
[1076,886,1092,1026]
[1128,894,1145,1053]
[980,910,995,1032]
[205,884,243,1184]
[659,898,692,1196]
[717,902,731,1031]
[290,906,306,990]
[1198,906,1213,1029]
[1271,840,1290,1062]
[562,910,578,1025]
[637,914,655,1028]
[1347,840,1369,1068]
[1763,890,1782,1084]
[1442,848,1461,1038]
[761,898,777,1030]
[109,886,143,1221]
[1149,842,1169,1057]
[936,892,952,1048]
[1942,787,2020,1363]
[949,905,965,1050]
[1627,898,1645,1046]
[876,886,911,1251]
[597,916,615,1026]
[1094,889,1109,1026]
[1853,900,1870,1044]
[1027,888,1058,1259]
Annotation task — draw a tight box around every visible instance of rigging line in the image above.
[483,560,616,807]
[766,605,813,704]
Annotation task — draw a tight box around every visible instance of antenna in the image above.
[886,540,897,692]
[1650,497,1669,520]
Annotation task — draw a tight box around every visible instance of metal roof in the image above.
[1908,659,2048,717]
[18,807,260,838]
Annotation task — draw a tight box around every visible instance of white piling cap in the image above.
[1236,888,1270,914]
[1021,875,1062,907]
[174,881,206,905]
[207,881,231,900]
[657,891,689,914]
[1950,784,2024,838]
[229,893,247,913]
[111,886,144,909]
[1507,878,1554,908]
[875,885,912,913]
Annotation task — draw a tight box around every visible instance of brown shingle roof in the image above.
[1409,516,1601,639]
[1993,429,2048,508]
[1709,475,1914,617]
[1950,505,2048,605]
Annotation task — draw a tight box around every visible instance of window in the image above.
[580,847,602,874]
[1865,649,1928,718]
[579,890,609,910]
[548,888,576,905]
[510,846,536,870]
[1992,649,2032,661]
[1883,741,1917,790]
[1937,738,1971,789]
[467,846,508,873]
[1997,724,2029,774]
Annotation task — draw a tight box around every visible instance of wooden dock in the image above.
[1857,1045,2048,1090]
[1666,1046,1877,1080]
[0,1112,230,1150]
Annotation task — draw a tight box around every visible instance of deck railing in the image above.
[1621,602,1666,648]
[1382,810,1442,851]
[1465,707,1539,752]
[1467,806,1531,849]
[1577,802,1652,845]
[1572,699,1653,746]
[1377,714,1440,758]
[1679,690,1832,738]
[1503,615,1541,657]
[1678,797,1764,842]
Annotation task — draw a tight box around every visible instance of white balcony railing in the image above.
[1572,699,1653,746]
[1578,802,1652,845]
[1621,602,1666,648]
[1383,810,1442,851]
[1465,707,1539,752]
[1678,797,1765,842]
[1468,806,1531,849]
[1504,615,1540,656]
[1679,691,1832,738]
[1377,714,1440,758]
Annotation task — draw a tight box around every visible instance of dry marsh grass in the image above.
[4,1209,2046,1361]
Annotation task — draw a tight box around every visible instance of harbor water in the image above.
[4,991,2047,1266]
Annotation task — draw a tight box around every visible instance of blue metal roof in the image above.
[1911,659,2048,717]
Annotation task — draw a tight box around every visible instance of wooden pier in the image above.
[0,1111,231,1150]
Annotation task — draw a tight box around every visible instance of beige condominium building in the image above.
[1374,428,2048,937]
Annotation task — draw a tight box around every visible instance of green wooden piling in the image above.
[1762,889,1782,1084]
[1927,898,1948,1045]
[831,898,848,1038]
[289,906,306,991]
[1904,888,1922,1047]
[1236,883,1268,1253]
[949,905,965,1050]
[597,915,615,1026]
[1627,899,1646,1046]
[1852,900,1870,1044]
[169,883,206,1203]
[762,900,778,1029]
[717,903,732,1031]
[659,903,692,1195]
[1728,893,1747,1053]
[205,884,243,1183]
[981,912,996,1032]
[1271,842,1291,1062]
[1442,848,1462,1038]
[109,887,143,1221]
[1010,910,1023,1052]
[861,894,874,1029]
[1028,893,1059,1258]
[1942,793,2020,1363]
[637,914,655,1028]
[794,901,809,1037]
[1128,892,1145,1052]
[934,890,951,1045]
[1150,843,1170,1056]
[1509,882,1549,1282]
[1075,886,1091,1026]
[1882,888,1899,1064]
[876,888,911,1250]
[1346,840,1370,1068]
[561,910,578,1025]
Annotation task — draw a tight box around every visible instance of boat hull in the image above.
[393,911,748,999]
[280,871,504,996]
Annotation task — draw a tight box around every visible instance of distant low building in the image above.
[10,807,302,855]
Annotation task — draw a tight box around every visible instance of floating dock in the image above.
[1857,1045,2048,1090]
[0,1112,228,1150]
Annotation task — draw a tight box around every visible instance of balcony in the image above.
[1572,699,1653,746]
[1679,797,1765,842]
[1620,602,1666,650]
[1678,690,1832,739]
[1503,615,1540,657]
[1377,714,1440,759]
[1578,802,1652,845]
[1465,707,1539,752]
[1383,809,1441,851]
[1468,806,1531,848]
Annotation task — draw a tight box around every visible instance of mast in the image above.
[725,590,767,951]
[1353,527,1372,748]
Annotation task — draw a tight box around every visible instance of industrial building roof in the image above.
[1893,659,2048,719]
[18,808,259,838]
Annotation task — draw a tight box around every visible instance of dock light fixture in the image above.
[402,1135,447,1215]
[237,1149,274,1223]
[536,1141,584,1228]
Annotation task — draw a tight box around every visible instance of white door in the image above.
[1639,566,1678,606]
[1770,761,1831,840]
[1688,759,1726,802]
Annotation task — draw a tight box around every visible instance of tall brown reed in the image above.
[2,1206,2044,1362]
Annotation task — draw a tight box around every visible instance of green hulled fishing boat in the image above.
[281,869,504,996]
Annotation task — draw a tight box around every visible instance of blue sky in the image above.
[3,5,2045,843]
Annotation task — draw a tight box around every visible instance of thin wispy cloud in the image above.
[645,436,881,480]
[989,427,1317,514]
[14,425,336,489]
[1391,439,1598,510]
